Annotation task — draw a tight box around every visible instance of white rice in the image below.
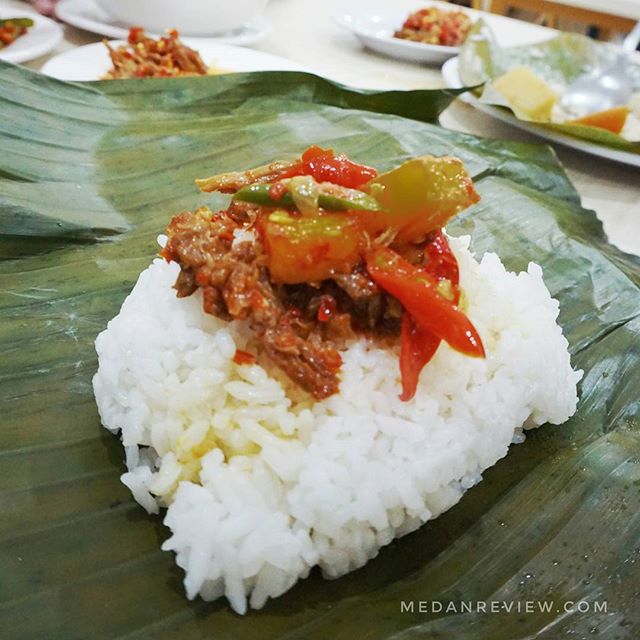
[93,235,581,614]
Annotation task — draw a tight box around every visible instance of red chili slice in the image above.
[233,349,256,365]
[367,245,484,359]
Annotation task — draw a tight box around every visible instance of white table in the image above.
[4,0,640,255]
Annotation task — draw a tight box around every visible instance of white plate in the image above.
[0,7,62,64]
[332,11,459,64]
[442,56,640,168]
[55,0,269,46]
[41,39,306,81]
[332,0,553,65]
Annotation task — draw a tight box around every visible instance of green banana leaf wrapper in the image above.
[458,22,640,152]
[1,61,640,639]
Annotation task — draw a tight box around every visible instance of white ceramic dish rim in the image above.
[441,56,640,168]
[55,0,269,45]
[93,0,268,36]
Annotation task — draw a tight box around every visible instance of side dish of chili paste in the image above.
[103,27,208,79]
[394,7,473,47]
[0,17,34,50]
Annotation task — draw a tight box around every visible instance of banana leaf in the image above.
[1,61,640,639]
[458,23,640,153]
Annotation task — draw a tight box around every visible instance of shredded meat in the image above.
[332,269,387,330]
[196,160,301,194]
[163,207,345,399]
[162,207,406,399]
[162,193,432,400]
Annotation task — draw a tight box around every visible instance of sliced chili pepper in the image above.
[366,246,484,358]
[128,26,144,44]
[423,229,460,286]
[233,181,381,213]
[197,146,376,194]
[317,295,337,322]
[268,181,289,201]
[399,314,441,401]
[397,233,456,399]
[398,231,463,400]
[233,349,256,365]
[297,145,378,188]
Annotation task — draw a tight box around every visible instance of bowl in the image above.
[94,0,269,36]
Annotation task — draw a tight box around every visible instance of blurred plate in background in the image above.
[41,39,306,81]
[55,0,269,45]
[442,56,640,168]
[0,7,62,63]
[332,0,553,64]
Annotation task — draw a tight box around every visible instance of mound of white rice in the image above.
[93,235,581,614]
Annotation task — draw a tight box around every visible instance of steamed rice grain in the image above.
[93,235,581,614]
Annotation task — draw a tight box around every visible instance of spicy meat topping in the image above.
[162,146,484,401]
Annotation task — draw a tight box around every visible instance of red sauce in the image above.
[317,295,337,322]
[268,182,289,201]
[233,349,256,365]
[128,26,144,44]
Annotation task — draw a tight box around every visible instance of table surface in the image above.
[4,0,640,256]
